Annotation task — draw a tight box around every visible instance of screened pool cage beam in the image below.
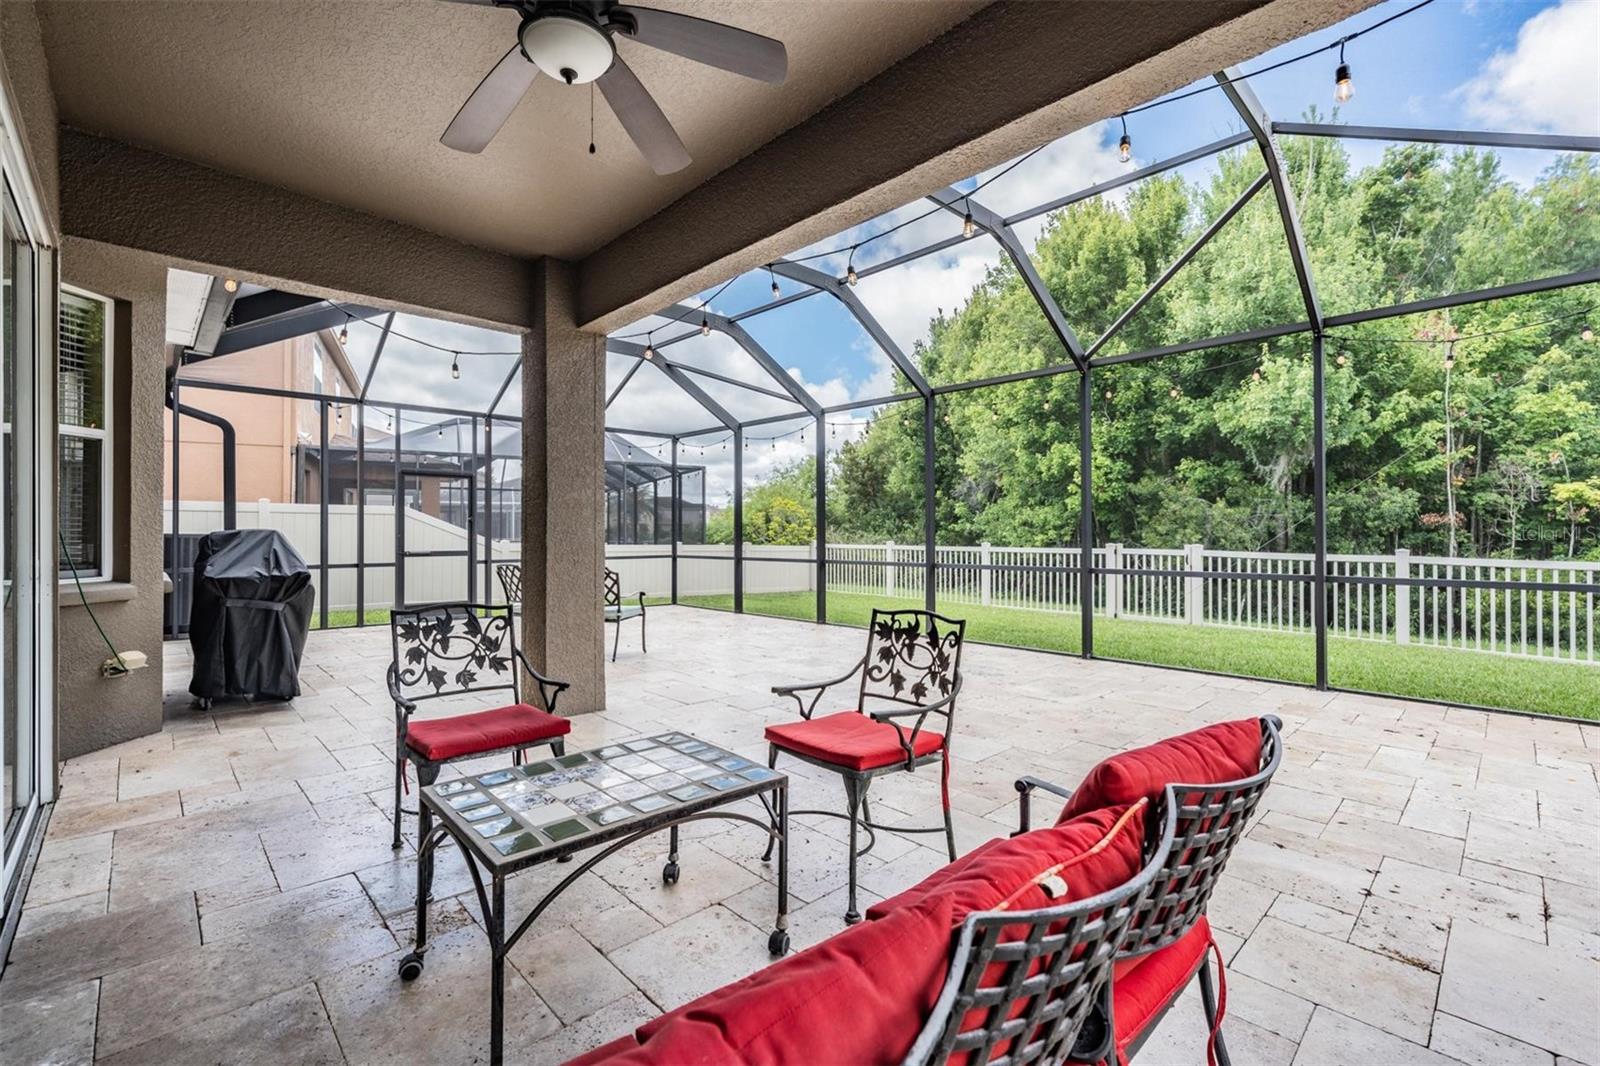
[927,187,1086,371]
[358,312,396,402]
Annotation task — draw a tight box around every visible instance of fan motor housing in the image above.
[519,11,616,85]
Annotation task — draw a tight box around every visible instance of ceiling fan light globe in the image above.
[521,14,615,85]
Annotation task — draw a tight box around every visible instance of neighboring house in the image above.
[162,328,361,506]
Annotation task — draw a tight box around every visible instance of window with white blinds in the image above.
[58,287,111,579]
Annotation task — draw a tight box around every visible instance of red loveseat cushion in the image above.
[765,709,944,772]
[867,801,1148,924]
[404,703,570,762]
[593,891,956,1065]
[1057,719,1262,823]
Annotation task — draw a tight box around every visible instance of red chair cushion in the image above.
[765,709,945,772]
[576,892,956,1065]
[403,703,570,762]
[1057,719,1263,823]
[1102,916,1213,1063]
[866,801,1148,924]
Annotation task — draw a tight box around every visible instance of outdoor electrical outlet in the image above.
[102,650,148,677]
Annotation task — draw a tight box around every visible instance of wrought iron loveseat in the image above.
[566,715,1283,1066]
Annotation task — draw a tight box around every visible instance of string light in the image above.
[1336,353,1348,366]
[1170,386,1182,399]
[769,266,781,299]
[1117,115,1132,164]
[1252,368,1262,382]
[846,247,859,287]
[338,317,350,346]
[1583,327,1595,342]
[222,277,239,294]
[700,316,710,337]
[962,199,976,240]
[450,352,460,380]
[1334,39,1354,104]
[644,332,656,360]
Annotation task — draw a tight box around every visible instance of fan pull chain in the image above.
[588,84,596,155]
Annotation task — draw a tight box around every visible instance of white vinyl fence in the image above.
[166,503,1596,664]
[609,541,1599,666]
[165,500,520,611]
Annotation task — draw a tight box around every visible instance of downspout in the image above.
[165,365,238,530]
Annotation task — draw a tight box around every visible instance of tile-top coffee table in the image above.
[398,731,789,1065]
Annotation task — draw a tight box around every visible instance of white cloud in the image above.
[1456,0,1600,134]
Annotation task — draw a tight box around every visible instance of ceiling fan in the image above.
[441,1,788,174]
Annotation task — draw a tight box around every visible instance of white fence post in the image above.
[980,542,992,605]
[885,540,896,597]
[256,497,270,528]
[808,541,816,592]
[1185,543,1204,625]
[1106,543,1122,619]
[1395,548,1411,645]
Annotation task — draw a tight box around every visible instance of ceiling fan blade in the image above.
[597,55,691,175]
[441,45,538,153]
[611,6,787,84]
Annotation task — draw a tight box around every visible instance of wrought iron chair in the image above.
[903,797,1176,1066]
[766,608,966,923]
[496,562,522,614]
[388,602,570,850]
[1013,716,1284,1066]
[603,567,647,662]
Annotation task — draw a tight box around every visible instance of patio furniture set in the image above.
[384,599,1281,1066]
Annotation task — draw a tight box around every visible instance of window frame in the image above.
[57,283,113,583]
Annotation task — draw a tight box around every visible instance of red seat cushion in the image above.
[1058,719,1263,823]
[866,801,1148,924]
[403,703,570,762]
[764,710,944,772]
[1103,916,1213,1062]
[574,891,957,1065]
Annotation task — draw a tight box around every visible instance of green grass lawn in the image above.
[310,608,396,630]
[679,589,1600,720]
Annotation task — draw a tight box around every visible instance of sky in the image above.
[205,1,1600,508]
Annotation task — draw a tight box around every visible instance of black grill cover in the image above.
[188,529,315,701]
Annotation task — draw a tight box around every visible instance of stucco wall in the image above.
[56,239,168,758]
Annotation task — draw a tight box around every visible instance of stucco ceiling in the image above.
[36,0,986,262]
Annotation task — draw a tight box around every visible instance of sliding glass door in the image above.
[1,142,53,919]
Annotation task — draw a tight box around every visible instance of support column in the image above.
[1080,368,1095,657]
[522,259,607,714]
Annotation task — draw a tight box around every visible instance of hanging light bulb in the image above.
[1334,40,1354,104]
[1117,115,1131,164]
[769,267,781,299]
[1042,398,1051,412]
[1104,389,1113,401]
[700,316,710,337]
[1336,353,1348,367]
[1252,368,1262,382]
[846,247,859,287]
[1170,386,1181,399]
[450,352,460,380]
[962,200,976,240]
[338,318,350,346]
[222,277,239,294]
[437,423,445,438]
[1582,327,1595,342]
[644,332,656,361]
[1443,348,1455,371]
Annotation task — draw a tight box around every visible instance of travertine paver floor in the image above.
[3,607,1598,1064]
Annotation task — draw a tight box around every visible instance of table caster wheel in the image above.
[768,929,790,956]
[398,952,424,981]
[662,861,680,885]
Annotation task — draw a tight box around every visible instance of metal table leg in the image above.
[490,874,506,1066]
[769,781,790,955]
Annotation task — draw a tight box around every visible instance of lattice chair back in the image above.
[906,800,1177,1066]
[1119,715,1283,960]
[857,609,967,720]
[496,563,523,607]
[603,568,623,610]
[389,603,522,708]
